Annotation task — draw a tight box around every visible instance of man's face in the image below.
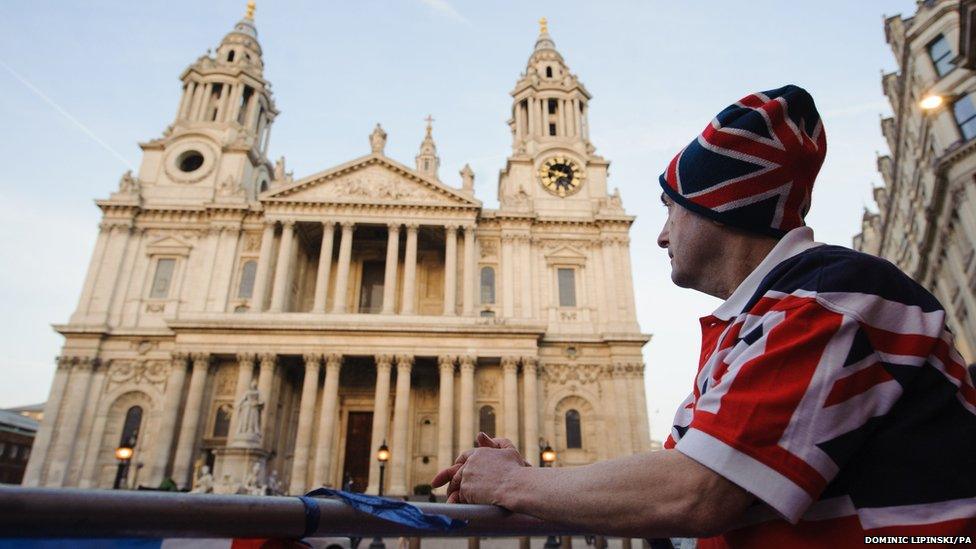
[657,192,724,290]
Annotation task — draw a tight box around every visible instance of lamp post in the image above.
[370,440,391,549]
[541,443,560,549]
[113,439,135,490]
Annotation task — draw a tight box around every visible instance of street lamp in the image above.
[113,439,135,489]
[541,443,559,549]
[370,440,391,549]
[920,94,945,111]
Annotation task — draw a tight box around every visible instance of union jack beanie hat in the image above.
[659,84,827,238]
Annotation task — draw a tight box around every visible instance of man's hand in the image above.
[431,432,529,503]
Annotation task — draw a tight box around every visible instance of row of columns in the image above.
[517,96,587,140]
[250,220,477,316]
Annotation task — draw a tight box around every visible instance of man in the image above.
[432,85,976,546]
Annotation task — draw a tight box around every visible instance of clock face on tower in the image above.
[538,156,585,197]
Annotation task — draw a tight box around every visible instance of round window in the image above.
[178,150,205,173]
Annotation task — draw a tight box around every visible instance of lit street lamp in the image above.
[541,443,559,549]
[370,440,391,549]
[113,439,135,490]
[919,94,945,111]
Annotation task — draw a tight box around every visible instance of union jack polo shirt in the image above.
[664,226,976,547]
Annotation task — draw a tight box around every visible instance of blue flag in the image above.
[305,488,467,532]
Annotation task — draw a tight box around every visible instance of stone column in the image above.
[435,355,456,494]
[290,354,321,494]
[21,356,73,486]
[600,237,620,323]
[458,355,476,450]
[250,221,276,312]
[462,226,476,316]
[389,354,414,495]
[501,235,515,318]
[312,222,335,313]
[401,224,419,315]
[269,220,296,312]
[630,363,651,453]
[612,362,635,456]
[76,365,108,488]
[331,222,355,314]
[519,236,533,318]
[46,357,96,486]
[501,356,519,447]
[229,353,256,444]
[366,355,393,494]
[147,353,190,485]
[382,223,401,314]
[256,353,277,443]
[521,357,540,466]
[171,353,210,489]
[312,353,343,489]
[444,225,458,315]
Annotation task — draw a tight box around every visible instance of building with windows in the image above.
[0,409,37,485]
[855,0,976,361]
[22,6,651,494]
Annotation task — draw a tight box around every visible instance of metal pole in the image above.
[370,463,387,549]
[0,486,584,539]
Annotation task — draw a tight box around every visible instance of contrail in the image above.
[0,58,134,170]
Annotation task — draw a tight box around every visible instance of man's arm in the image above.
[433,444,754,539]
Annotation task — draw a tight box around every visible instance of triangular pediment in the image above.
[262,154,480,208]
[545,244,587,266]
[146,235,193,256]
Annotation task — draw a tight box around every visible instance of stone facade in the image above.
[855,0,976,362]
[23,9,651,495]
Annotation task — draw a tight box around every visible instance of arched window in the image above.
[480,266,495,304]
[212,404,232,438]
[119,406,143,448]
[565,409,581,448]
[479,406,496,438]
[259,180,269,193]
[227,50,236,62]
[237,260,257,298]
[545,66,553,78]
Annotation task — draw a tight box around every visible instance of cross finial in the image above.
[424,114,435,136]
[245,0,256,20]
[539,17,548,34]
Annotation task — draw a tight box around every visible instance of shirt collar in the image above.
[710,226,823,321]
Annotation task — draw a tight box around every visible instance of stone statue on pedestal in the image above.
[191,465,214,493]
[236,380,264,442]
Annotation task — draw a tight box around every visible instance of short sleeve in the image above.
[675,299,891,523]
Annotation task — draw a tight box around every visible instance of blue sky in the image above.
[0,1,917,441]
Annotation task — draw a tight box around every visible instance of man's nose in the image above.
[657,226,669,249]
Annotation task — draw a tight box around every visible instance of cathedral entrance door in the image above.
[342,412,373,492]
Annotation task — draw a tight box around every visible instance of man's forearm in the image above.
[497,449,749,538]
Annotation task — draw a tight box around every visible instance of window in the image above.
[227,50,235,62]
[119,406,143,448]
[212,404,232,438]
[565,409,582,448]
[479,406,496,438]
[480,266,495,304]
[548,99,557,114]
[237,260,257,298]
[358,260,385,313]
[549,123,557,136]
[953,94,976,141]
[208,83,223,121]
[557,268,576,307]
[149,258,176,299]
[238,86,254,124]
[545,66,553,78]
[927,34,955,78]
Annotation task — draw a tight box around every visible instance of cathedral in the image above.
[23,4,651,495]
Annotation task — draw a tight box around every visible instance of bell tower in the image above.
[498,18,612,218]
[136,0,278,205]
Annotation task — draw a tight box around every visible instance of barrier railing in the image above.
[0,487,585,540]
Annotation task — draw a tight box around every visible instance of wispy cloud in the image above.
[419,0,470,24]
[0,59,134,170]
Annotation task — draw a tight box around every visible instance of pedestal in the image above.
[211,446,269,494]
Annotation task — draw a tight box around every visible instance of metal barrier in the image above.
[0,487,584,539]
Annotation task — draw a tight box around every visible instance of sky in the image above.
[0,0,918,442]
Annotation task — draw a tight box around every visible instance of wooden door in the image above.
[342,412,373,492]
